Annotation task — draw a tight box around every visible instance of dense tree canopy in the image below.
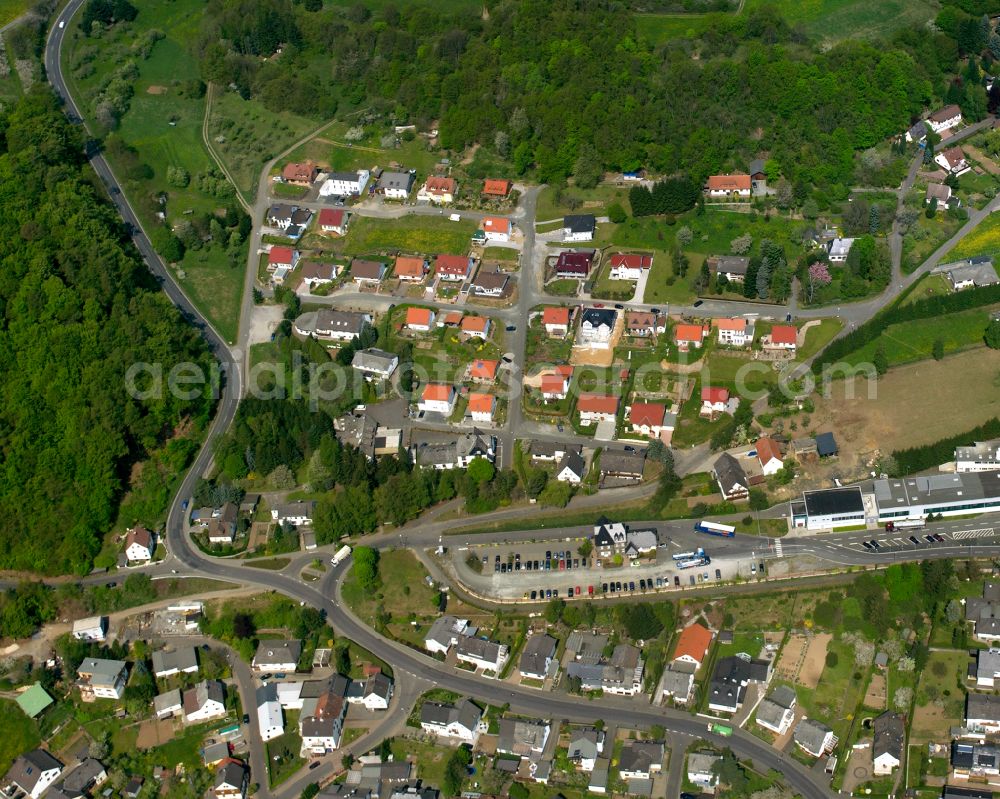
[0,89,213,574]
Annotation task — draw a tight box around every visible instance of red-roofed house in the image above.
[935,146,971,176]
[671,623,713,669]
[674,324,707,351]
[577,394,619,424]
[394,256,428,282]
[439,311,463,328]
[700,387,730,418]
[541,373,569,401]
[629,402,671,439]
[417,176,457,204]
[318,208,348,235]
[405,307,435,332]
[481,217,512,242]
[714,318,755,348]
[470,359,499,382]
[543,306,571,336]
[282,161,318,185]
[609,253,653,281]
[555,251,593,279]
[483,179,512,198]
[704,174,751,200]
[468,392,496,423]
[763,325,797,352]
[756,437,784,476]
[125,526,155,562]
[418,383,456,415]
[268,246,298,271]
[435,254,473,282]
[460,316,491,340]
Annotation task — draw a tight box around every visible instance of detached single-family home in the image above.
[713,453,749,502]
[629,402,673,439]
[483,179,512,198]
[519,634,557,681]
[687,752,721,790]
[568,728,605,772]
[928,104,962,134]
[563,214,596,242]
[282,161,317,185]
[827,237,854,263]
[405,307,436,332]
[354,672,393,711]
[377,170,415,200]
[542,306,571,336]
[319,170,370,197]
[555,250,594,279]
[935,146,971,176]
[952,741,1000,781]
[578,393,619,424]
[252,640,302,673]
[300,261,338,290]
[351,259,387,285]
[256,684,285,742]
[455,636,509,673]
[152,646,199,678]
[660,665,695,706]
[565,644,644,696]
[420,699,484,744]
[674,323,707,351]
[671,623,713,669]
[715,318,754,347]
[154,688,182,719]
[755,686,797,735]
[77,658,127,701]
[557,449,587,484]
[579,307,616,346]
[609,253,652,280]
[756,437,784,476]
[793,718,836,758]
[267,203,295,230]
[309,309,371,342]
[271,500,315,526]
[417,176,457,204]
[394,256,428,282]
[497,718,551,757]
[71,616,107,642]
[470,268,510,298]
[125,526,154,562]
[625,311,662,338]
[704,174,751,200]
[183,680,226,723]
[268,246,299,273]
[906,120,929,143]
[967,692,1000,734]
[763,324,797,352]
[541,373,569,401]
[460,315,491,340]
[710,255,750,283]
[61,759,107,797]
[1,750,63,799]
[470,359,500,382]
[468,393,496,424]
[424,615,472,654]
[418,383,457,416]
[619,741,664,781]
[481,216,513,242]
[926,183,952,206]
[300,691,347,754]
[593,521,628,557]
[873,711,904,775]
[435,253,474,282]
[701,386,730,418]
[708,655,771,713]
[213,760,249,799]
[351,348,399,380]
[945,257,999,291]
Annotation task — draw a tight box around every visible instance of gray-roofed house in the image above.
[77,658,127,701]
[497,717,551,757]
[152,646,199,678]
[713,452,749,501]
[351,259,388,285]
[793,718,836,757]
[599,450,646,483]
[214,759,248,799]
[687,752,720,789]
[926,182,953,205]
[455,636,509,673]
[257,683,285,742]
[568,728,605,771]
[357,672,393,711]
[252,640,302,673]
[61,759,106,796]
[710,255,750,282]
[294,309,371,342]
[2,750,63,799]
[419,699,484,744]
[154,688,182,718]
[951,741,1000,779]
[563,214,597,242]
[815,432,838,457]
[377,171,416,200]
[202,741,231,766]
[519,634,557,681]
[942,256,999,291]
[873,711,904,775]
[424,616,472,655]
[183,680,225,723]
[967,693,1000,734]
[618,741,664,780]
[352,348,399,381]
[566,631,609,665]
[556,449,587,484]
[755,686,797,735]
[659,663,695,705]
[565,644,645,696]
[588,758,610,794]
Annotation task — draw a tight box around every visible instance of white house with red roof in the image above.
[762,325,797,352]
[268,246,298,272]
[281,161,317,186]
[318,208,348,235]
[756,437,784,476]
[704,174,751,201]
[629,402,673,439]
[541,373,570,401]
[481,217,513,243]
[714,318,754,348]
[405,307,435,332]
[543,306,571,336]
[700,387,730,418]
[671,623,713,669]
[460,316,491,340]
[674,323,708,351]
[125,526,155,562]
[468,393,496,423]
[435,254,473,282]
[934,146,971,176]
[417,176,458,204]
[609,253,653,281]
[418,384,457,415]
[577,394,619,424]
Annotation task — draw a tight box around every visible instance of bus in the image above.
[709,723,733,737]
[695,521,736,538]
[672,548,704,561]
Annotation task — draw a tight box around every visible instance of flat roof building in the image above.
[791,486,866,531]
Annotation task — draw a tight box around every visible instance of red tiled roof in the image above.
[282,161,316,182]
[482,216,511,234]
[126,526,152,549]
[470,359,499,380]
[610,253,653,270]
[406,307,433,326]
[769,324,797,345]
[577,394,619,415]
[672,623,713,664]
[541,375,568,394]
[442,311,463,326]
[394,256,426,278]
[714,318,747,332]
[435,254,470,275]
[422,383,453,402]
[543,307,570,326]
[461,316,489,333]
[701,386,730,404]
[482,179,512,196]
[629,402,666,428]
[423,176,456,195]
[756,437,783,467]
[269,246,295,265]
[674,324,705,342]
[554,365,574,379]
[468,392,495,414]
[318,208,345,228]
[705,174,751,191]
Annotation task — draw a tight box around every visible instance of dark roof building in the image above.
[816,432,838,457]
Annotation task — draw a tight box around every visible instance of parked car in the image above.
[715,568,722,579]
[530,590,537,600]
[673,576,680,587]
[588,585,594,595]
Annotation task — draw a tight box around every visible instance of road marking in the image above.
[774,539,784,558]
[951,528,995,539]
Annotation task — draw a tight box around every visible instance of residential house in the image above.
[942,788,994,799]
[252,640,302,673]
[629,402,673,439]
[542,306,571,336]
[926,183,953,206]
[77,658,127,701]
[482,179,512,198]
[672,623,713,669]
[944,257,999,290]
[953,742,1000,783]
[388,786,437,799]
[794,719,836,758]
[460,315,491,340]
[282,161,317,185]
[625,311,662,338]
[713,453,750,502]
[928,104,963,134]
[418,383,457,415]
[624,528,658,559]
[599,449,646,483]
[906,120,929,143]
[687,752,721,790]
[405,307,436,332]
[268,246,298,271]
[792,437,818,457]
[352,348,399,381]
[497,718,550,757]
[300,691,347,754]
[589,759,610,795]
[619,741,664,781]
[565,644,645,696]
[481,217,513,242]
[271,500,315,526]
[154,688,182,719]
[955,440,1000,472]
[411,430,495,470]
[556,449,587,484]
[701,386,731,418]
[555,250,594,279]
[530,440,575,462]
[351,259,387,285]
[435,253,474,282]
[213,760,249,799]
[417,176,457,204]
[355,672,393,711]
[1,750,63,799]
[568,728,605,772]
[455,636,508,673]
[300,261,339,290]
[967,693,1000,734]
[563,214,596,242]
[873,711,904,775]
[674,323,707,351]
[519,634,557,681]
[541,373,569,401]
[827,238,854,263]
[659,665,695,706]
[71,616,107,642]
[469,359,499,382]
[152,646,199,678]
[183,680,226,724]
[749,159,767,193]
[419,699,484,744]
[816,432,839,458]
[376,171,415,200]
[593,521,628,557]
[310,309,371,342]
[708,655,771,713]
[319,170,369,197]
[756,437,784,476]
[579,308,616,346]
[206,502,238,544]
[394,256,428,282]
[710,256,750,283]
[715,318,754,348]
[704,174,751,200]
[935,146,971,176]
[424,616,472,655]
[609,253,652,280]
[256,684,285,742]
[468,393,496,424]
[578,393,619,425]
[470,268,511,298]
[267,203,296,229]
[125,526,154,562]
[755,686,797,735]
[763,324,797,352]
[61,759,107,796]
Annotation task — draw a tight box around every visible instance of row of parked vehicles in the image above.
[522,568,728,600]
[862,532,944,550]
[490,549,587,573]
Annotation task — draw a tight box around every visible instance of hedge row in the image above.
[811,282,1000,374]
[891,417,1000,475]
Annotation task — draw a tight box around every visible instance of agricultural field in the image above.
[945,211,1000,262]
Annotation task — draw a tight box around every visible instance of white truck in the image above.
[331,545,352,566]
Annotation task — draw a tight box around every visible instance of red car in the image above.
[575,586,582,596]
[587,585,594,596]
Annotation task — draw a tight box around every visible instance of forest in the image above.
[0,89,214,575]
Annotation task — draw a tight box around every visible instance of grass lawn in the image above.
[336,215,477,257]
[902,208,963,274]
[482,246,518,264]
[790,638,868,741]
[642,253,698,305]
[946,211,1000,261]
[911,650,967,743]
[0,699,39,773]
[390,738,453,788]
[545,279,580,297]
[899,273,951,306]
[795,319,843,362]
[0,0,28,27]
[0,30,24,105]
[266,712,305,788]
[742,0,937,43]
[671,378,732,447]
[535,184,626,221]
[702,352,776,394]
[526,317,573,365]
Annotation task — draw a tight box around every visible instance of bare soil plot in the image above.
[146,85,168,94]
[863,673,886,710]
[136,718,176,749]
[799,633,831,689]
[775,634,807,683]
